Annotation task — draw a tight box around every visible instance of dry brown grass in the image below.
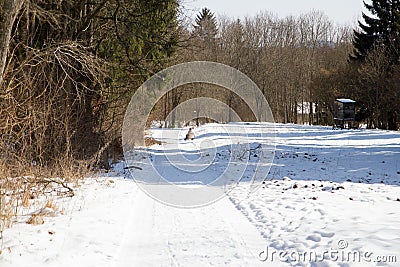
[144,137,162,146]
[26,214,45,225]
[0,156,91,240]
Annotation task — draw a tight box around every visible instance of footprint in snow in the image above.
[306,234,321,242]
[315,231,335,238]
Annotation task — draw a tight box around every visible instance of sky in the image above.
[183,0,370,26]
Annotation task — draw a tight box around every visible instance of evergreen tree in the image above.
[194,8,217,42]
[98,0,179,77]
[349,0,400,130]
[351,0,400,63]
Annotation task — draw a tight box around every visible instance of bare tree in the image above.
[0,0,24,87]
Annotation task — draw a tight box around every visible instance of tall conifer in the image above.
[351,0,400,64]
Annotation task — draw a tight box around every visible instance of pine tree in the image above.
[351,0,400,63]
[194,8,217,42]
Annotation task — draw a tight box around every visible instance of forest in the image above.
[0,0,399,227]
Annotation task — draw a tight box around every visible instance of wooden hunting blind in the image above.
[333,99,356,129]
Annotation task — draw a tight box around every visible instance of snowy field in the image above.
[1,123,400,266]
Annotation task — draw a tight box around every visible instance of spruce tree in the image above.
[194,8,217,42]
[351,0,400,64]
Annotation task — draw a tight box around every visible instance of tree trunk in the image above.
[0,0,24,87]
[309,101,313,125]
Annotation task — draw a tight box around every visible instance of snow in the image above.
[336,99,356,103]
[1,123,400,266]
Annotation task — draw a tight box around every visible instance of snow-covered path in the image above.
[0,177,267,267]
[116,185,266,267]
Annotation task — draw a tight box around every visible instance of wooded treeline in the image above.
[0,0,179,172]
[159,2,400,131]
[169,10,354,126]
[0,0,399,173]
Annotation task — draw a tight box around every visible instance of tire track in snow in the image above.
[115,185,266,266]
